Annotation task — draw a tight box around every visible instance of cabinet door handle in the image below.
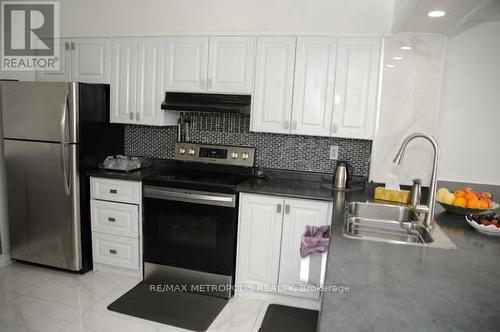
[136,112,140,121]
[129,112,134,121]
[284,121,290,130]
[207,78,212,89]
[71,42,75,50]
[285,204,290,214]
[109,189,117,194]
[331,124,338,134]
[108,217,116,222]
[199,79,206,90]
[109,249,117,255]
[64,42,69,50]
[292,121,297,130]
[277,204,282,214]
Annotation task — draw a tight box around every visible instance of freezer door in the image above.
[0,81,79,143]
[4,139,82,271]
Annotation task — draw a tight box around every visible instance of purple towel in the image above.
[300,225,330,258]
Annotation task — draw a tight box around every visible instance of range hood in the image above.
[161,92,251,115]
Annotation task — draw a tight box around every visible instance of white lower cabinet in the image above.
[237,193,332,300]
[90,177,142,277]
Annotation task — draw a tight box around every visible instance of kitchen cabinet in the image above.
[36,39,72,82]
[291,37,338,137]
[137,37,177,125]
[237,194,284,287]
[165,36,254,94]
[110,37,176,126]
[37,38,110,83]
[237,193,332,299]
[110,38,138,124]
[90,177,142,277]
[165,37,209,92]
[207,37,255,93]
[251,36,296,134]
[332,38,381,139]
[278,198,331,298]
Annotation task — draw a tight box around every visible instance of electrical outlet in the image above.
[329,145,339,160]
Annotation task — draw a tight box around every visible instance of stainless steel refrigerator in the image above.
[0,81,123,272]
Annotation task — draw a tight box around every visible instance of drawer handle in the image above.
[108,217,116,222]
[109,189,117,194]
[109,249,117,255]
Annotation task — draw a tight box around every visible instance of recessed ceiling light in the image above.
[400,46,412,50]
[392,56,403,60]
[386,64,395,68]
[428,10,446,18]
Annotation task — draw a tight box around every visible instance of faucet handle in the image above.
[409,179,422,207]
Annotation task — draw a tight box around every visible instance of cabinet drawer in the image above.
[90,177,141,204]
[91,200,138,238]
[92,232,139,270]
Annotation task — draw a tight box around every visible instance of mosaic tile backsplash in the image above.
[124,113,373,176]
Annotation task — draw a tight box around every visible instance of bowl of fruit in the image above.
[465,213,500,236]
[436,187,499,215]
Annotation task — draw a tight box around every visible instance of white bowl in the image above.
[465,216,500,236]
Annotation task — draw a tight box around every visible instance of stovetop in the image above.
[143,167,254,194]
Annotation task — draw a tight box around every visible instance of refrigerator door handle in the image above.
[60,91,71,196]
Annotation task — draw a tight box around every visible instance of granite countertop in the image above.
[318,181,500,332]
[85,167,160,181]
[236,170,366,201]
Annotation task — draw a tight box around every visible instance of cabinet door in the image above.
[292,37,337,137]
[36,39,71,82]
[237,194,284,288]
[136,37,176,126]
[71,38,110,83]
[110,38,138,124]
[207,37,255,93]
[332,38,380,139]
[165,37,209,92]
[279,198,332,298]
[251,37,295,134]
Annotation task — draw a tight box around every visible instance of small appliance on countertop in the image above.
[99,155,151,172]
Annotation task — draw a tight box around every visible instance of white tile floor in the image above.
[0,262,268,332]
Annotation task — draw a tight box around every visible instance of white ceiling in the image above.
[392,0,500,34]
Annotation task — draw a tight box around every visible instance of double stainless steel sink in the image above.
[343,202,457,249]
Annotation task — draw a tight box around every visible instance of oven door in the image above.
[143,186,238,276]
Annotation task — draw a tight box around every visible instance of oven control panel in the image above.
[174,143,255,167]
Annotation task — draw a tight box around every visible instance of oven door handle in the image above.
[144,186,236,208]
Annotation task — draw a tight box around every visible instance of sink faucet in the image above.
[393,133,439,230]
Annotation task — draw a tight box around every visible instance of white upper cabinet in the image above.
[71,38,110,83]
[111,37,176,126]
[165,37,209,92]
[251,36,296,134]
[110,38,138,124]
[237,194,284,287]
[137,37,176,126]
[37,38,109,83]
[332,38,381,139]
[291,37,338,136]
[36,39,72,82]
[278,198,331,298]
[207,37,255,93]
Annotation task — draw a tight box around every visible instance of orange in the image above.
[454,190,466,198]
[465,193,478,201]
[478,200,489,209]
[462,187,473,194]
[467,199,480,209]
[453,197,467,208]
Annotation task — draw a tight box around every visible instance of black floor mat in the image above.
[259,304,319,332]
[107,281,228,332]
